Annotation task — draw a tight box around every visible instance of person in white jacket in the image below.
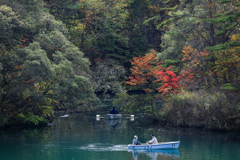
[146,134,158,144]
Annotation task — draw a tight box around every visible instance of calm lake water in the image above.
[0,112,240,160]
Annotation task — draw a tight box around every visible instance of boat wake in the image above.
[78,143,128,151]
[78,143,180,158]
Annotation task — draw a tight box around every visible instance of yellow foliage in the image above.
[230,34,240,41]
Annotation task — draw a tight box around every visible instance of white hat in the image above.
[134,135,138,138]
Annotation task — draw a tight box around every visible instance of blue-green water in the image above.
[0,112,240,160]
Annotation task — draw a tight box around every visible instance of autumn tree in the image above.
[145,0,240,87]
[113,50,180,117]
[126,50,181,96]
[180,46,212,88]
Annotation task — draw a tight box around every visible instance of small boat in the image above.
[128,141,180,149]
[107,114,122,119]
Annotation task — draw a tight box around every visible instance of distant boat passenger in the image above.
[132,135,141,145]
[110,107,119,114]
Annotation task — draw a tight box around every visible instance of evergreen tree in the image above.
[0,0,95,127]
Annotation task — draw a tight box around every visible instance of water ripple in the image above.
[78,143,128,151]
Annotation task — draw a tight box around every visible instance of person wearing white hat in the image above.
[146,134,158,144]
[132,135,141,145]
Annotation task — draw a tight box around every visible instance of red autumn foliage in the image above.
[126,50,181,95]
[19,34,35,48]
[93,58,102,63]
[157,68,181,94]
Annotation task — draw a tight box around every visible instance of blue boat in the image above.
[128,141,180,149]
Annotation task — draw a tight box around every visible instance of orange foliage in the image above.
[19,34,35,48]
[126,50,162,92]
[126,50,181,95]
[182,46,209,64]
[181,46,211,87]
[15,65,24,69]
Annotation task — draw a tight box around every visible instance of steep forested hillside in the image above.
[1,0,240,129]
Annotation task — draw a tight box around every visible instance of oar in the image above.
[96,114,134,116]
[96,114,108,117]
[95,114,135,119]
[120,114,134,117]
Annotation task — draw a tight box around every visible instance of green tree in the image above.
[0,1,95,127]
[90,58,127,98]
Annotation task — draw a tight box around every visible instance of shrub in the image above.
[160,90,240,130]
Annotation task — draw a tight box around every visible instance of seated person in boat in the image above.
[132,135,141,145]
[110,107,119,114]
[146,134,158,144]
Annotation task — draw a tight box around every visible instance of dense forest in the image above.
[0,0,240,130]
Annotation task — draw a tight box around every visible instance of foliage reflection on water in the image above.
[0,111,240,160]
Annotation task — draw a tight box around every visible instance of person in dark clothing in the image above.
[110,107,119,114]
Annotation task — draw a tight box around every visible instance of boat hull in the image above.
[107,114,122,119]
[128,141,180,149]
